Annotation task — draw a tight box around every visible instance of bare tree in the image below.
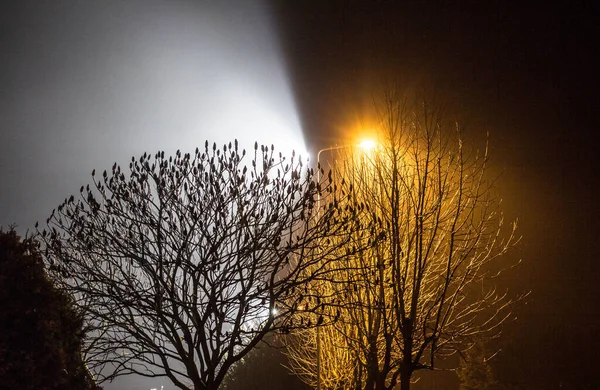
[39,141,366,390]
[287,90,521,390]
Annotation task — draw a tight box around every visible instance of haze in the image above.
[0,0,304,246]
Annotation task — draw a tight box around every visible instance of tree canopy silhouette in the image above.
[40,141,368,390]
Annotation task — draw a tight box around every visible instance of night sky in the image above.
[274,2,599,388]
[1,1,599,389]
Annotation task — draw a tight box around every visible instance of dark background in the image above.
[1,1,599,389]
[273,2,599,388]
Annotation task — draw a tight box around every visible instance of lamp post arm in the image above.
[317,145,351,166]
[317,144,354,184]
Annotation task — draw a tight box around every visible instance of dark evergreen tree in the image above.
[0,228,98,390]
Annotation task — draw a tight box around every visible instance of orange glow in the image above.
[357,139,376,151]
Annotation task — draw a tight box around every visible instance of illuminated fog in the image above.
[0,0,305,239]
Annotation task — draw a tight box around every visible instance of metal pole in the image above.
[315,144,351,390]
[316,149,323,390]
[314,141,375,390]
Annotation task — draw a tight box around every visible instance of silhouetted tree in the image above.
[40,141,367,390]
[286,89,521,390]
[0,228,98,390]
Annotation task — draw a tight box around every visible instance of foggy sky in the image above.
[1,0,303,237]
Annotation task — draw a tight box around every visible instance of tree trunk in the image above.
[375,372,387,390]
[400,330,413,390]
[363,335,376,390]
[399,362,412,390]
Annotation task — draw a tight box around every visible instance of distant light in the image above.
[357,139,376,151]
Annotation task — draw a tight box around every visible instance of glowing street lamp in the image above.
[315,139,375,390]
[317,139,377,165]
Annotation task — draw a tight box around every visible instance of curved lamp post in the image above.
[315,139,376,390]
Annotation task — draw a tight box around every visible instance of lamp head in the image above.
[357,139,376,151]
